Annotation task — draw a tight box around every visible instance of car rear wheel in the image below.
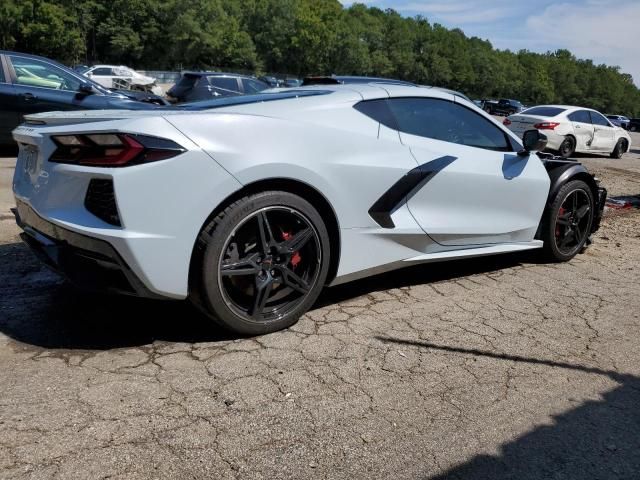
[558,136,576,158]
[630,125,637,132]
[193,191,330,335]
[540,179,594,262]
[610,139,627,159]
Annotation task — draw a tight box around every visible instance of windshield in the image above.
[174,90,332,110]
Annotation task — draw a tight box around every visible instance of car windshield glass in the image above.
[522,106,566,117]
[174,90,332,110]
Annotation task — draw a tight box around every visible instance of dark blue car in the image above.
[0,51,161,149]
[166,72,270,103]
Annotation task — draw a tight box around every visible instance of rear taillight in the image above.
[503,118,512,126]
[50,133,185,167]
[533,122,560,130]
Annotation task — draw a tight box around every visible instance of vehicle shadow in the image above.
[0,241,539,351]
[376,337,640,480]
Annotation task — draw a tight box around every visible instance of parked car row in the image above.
[0,50,164,148]
[0,50,635,162]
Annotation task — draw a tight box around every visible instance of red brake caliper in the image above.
[282,232,302,268]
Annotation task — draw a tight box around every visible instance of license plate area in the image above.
[20,144,39,175]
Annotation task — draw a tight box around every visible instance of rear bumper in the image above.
[13,201,164,299]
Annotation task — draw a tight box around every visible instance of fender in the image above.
[543,159,607,233]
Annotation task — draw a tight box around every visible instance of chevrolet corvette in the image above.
[12,84,607,334]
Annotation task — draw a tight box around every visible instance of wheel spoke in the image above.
[250,276,273,317]
[557,213,571,226]
[279,227,313,254]
[279,266,310,294]
[221,253,260,276]
[560,229,575,248]
[256,212,274,254]
[576,204,590,219]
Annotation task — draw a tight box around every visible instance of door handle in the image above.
[575,125,581,129]
[22,93,37,101]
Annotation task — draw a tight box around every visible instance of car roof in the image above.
[181,71,257,79]
[302,75,416,86]
[89,65,133,69]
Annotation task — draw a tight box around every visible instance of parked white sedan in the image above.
[84,65,163,96]
[504,105,631,158]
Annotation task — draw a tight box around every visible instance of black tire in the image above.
[630,125,637,132]
[610,139,627,159]
[192,191,330,335]
[540,179,595,262]
[558,136,576,158]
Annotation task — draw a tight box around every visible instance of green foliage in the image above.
[3,0,640,115]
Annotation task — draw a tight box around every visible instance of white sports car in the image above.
[504,105,631,158]
[12,85,607,334]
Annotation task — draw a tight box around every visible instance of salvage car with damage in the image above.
[11,84,607,334]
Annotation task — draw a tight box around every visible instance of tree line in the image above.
[2,0,639,116]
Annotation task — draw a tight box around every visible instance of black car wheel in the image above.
[540,180,594,262]
[610,139,627,159]
[558,136,576,158]
[193,191,330,335]
[630,125,637,132]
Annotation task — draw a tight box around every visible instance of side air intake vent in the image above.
[84,179,121,226]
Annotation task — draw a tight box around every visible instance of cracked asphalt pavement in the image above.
[1,138,640,479]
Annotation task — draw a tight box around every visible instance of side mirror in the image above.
[519,129,548,156]
[78,83,95,95]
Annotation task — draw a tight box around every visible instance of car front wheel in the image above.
[540,179,594,262]
[610,139,627,159]
[193,191,330,335]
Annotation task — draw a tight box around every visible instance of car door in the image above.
[589,111,616,151]
[7,54,88,117]
[567,109,594,150]
[386,96,550,246]
[0,55,20,146]
[86,67,115,88]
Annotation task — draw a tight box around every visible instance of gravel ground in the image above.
[0,133,639,479]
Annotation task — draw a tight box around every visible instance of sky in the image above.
[339,0,640,86]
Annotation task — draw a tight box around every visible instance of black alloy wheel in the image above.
[540,179,594,262]
[218,207,321,321]
[193,191,330,335]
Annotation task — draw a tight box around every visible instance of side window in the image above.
[91,67,113,76]
[568,110,591,123]
[590,111,611,127]
[242,78,267,94]
[386,98,511,151]
[209,77,240,93]
[9,55,81,91]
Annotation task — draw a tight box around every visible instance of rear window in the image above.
[209,77,240,93]
[521,106,566,117]
[175,74,199,89]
